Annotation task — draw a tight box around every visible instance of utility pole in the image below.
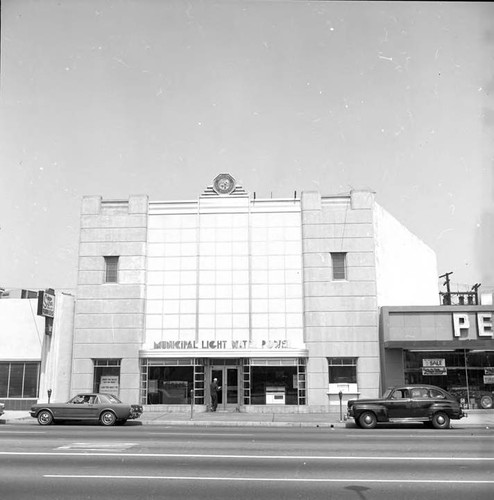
[471,283,481,305]
[439,272,453,304]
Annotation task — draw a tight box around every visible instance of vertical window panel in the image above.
[8,363,24,397]
[331,252,347,280]
[23,363,39,397]
[104,256,119,283]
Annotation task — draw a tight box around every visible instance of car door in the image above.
[386,388,412,418]
[81,395,100,420]
[69,394,98,420]
[409,387,432,418]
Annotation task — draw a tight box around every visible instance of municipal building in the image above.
[70,174,439,412]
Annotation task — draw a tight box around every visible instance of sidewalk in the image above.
[1,409,493,428]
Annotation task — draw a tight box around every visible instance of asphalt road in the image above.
[1,423,493,499]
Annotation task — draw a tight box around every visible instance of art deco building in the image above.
[71,174,438,412]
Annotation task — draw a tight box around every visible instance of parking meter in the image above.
[47,389,52,403]
[190,389,194,420]
[339,391,343,421]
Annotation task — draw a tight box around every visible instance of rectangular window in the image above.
[104,256,119,283]
[331,252,347,280]
[328,357,357,384]
[140,359,196,405]
[93,359,121,395]
[0,362,40,398]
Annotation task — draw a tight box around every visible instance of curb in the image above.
[141,420,343,428]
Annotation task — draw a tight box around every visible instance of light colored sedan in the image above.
[30,393,143,426]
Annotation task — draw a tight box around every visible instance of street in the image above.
[1,423,493,499]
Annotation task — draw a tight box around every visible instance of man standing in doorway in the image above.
[210,378,220,412]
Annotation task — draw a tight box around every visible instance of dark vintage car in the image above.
[347,384,466,429]
[0,402,4,418]
[30,393,143,426]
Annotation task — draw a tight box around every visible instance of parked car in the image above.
[29,393,143,426]
[0,402,4,418]
[347,384,466,429]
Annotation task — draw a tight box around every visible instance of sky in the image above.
[0,0,493,294]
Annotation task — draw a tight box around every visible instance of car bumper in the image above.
[129,406,143,419]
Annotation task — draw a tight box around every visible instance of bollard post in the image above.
[339,391,343,422]
[47,389,52,404]
[190,389,194,420]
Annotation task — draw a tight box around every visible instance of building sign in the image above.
[422,358,447,376]
[37,290,55,318]
[452,312,493,338]
[153,339,289,350]
[485,368,494,385]
[99,376,119,395]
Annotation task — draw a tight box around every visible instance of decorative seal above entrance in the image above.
[212,173,236,195]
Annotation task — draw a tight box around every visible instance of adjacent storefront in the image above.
[380,306,494,409]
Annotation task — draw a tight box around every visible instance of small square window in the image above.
[331,252,347,280]
[328,357,357,384]
[104,256,119,283]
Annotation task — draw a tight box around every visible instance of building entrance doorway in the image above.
[209,364,240,411]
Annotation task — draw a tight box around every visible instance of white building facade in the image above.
[0,290,75,410]
[72,174,438,412]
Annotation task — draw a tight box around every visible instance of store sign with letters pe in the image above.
[452,313,493,338]
[422,358,447,376]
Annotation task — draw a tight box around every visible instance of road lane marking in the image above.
[0,431,46,434]
[2,452,494,461]
[43,475,494,484]
[146,432,254,437]
[56,443,138,452]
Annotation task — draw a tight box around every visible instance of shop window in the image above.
[403,350,494,409]
[142,359,195,405]
[331,253,347,280]
[93,359,121,395]
[0,362,40,398]
[250,359,298,405]
[104,256,119,283]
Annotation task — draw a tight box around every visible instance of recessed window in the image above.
[104,256,119,283]
[331,252,347,280]
[328,357,357,384]
[93,359,121,395]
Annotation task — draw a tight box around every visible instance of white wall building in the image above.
[0,290,75,410]
[71,174,438,412]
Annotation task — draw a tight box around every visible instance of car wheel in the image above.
[358,411,377,429]
[100,411,116,426]
[431,412,450,429]
[37,410,53,426]
[480,395,493,409]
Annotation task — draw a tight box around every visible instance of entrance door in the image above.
[210,366,240,411]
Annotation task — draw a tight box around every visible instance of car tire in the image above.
[358,411,377,429]
[480,395,493,410]
[37,410,53,426]
[100,411,117,426]
[431,412,450,429]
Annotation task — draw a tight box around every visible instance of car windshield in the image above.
[383,388,393,398]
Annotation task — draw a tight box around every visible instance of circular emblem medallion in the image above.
[213,174,236,195]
